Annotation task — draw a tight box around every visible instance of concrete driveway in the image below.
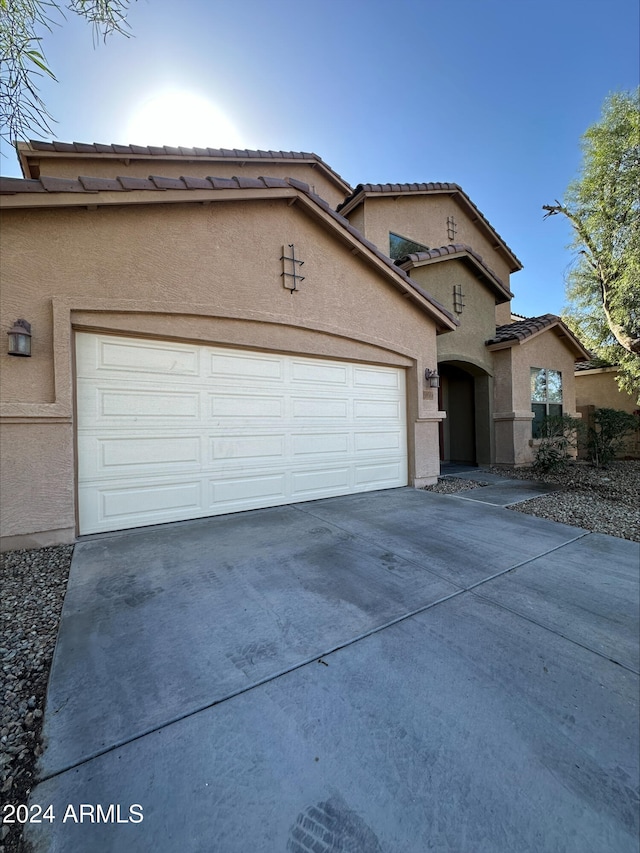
[26,487,639,852]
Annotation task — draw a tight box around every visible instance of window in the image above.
[389,232,429,260]
[530,368,562,437]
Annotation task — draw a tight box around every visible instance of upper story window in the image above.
[389,232,429,261]
[530,367,562,437]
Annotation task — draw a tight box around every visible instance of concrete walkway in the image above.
[438,463,563,505]
[26,487,639,852]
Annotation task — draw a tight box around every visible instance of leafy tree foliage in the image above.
[1,0,133,146]
[586,407,640,467]
[543,89,640,401]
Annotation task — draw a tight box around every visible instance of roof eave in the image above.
[15,141,352,194]
[487,322,591,359]
[398,251,513,303]
[339,186,523,274]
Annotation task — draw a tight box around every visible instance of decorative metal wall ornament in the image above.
[281,244,305,292]
[446,215,457,242]
[453,283,465,314]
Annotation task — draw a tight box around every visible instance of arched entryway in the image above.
[438,361,492,466]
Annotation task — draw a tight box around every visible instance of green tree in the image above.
[543,89,640,401]
[1,0,134,146]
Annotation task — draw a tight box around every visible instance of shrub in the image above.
[533,414,584,474]
[587,408,640,467]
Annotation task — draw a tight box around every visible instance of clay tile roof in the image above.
[287,177,311,193]
[260,176,290,189]
[181,175,214,190]
[28,140,55,151]
[19,140,352,190]
[338,181,522,271]
[486,314,590,360]
[149,175,188,190]
[39,175,85,192]
[78,176,123,191]
[116,176,159,190]
[487,314,558,344]
[0,176,46,193]
[234,175,267,189]
[574,359,614,371]
[398,243,513,299]
[73,142,97,154]
[207,176,240,189]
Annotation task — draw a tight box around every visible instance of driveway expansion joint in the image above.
[37,524,596,785]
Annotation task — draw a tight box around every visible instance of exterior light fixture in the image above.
[425,368,440,388]
[7,319,32,357]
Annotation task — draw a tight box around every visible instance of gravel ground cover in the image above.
[423,477,490,494]
[1,545,72,853]
[424,460,639,542]
[488,460,640,543]
[1,461,638,851]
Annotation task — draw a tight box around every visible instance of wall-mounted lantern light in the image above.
[425,368,440,388]
[7,319,32,357]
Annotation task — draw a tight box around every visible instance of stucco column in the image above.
[412,414,446,486]
[493,411,535,466]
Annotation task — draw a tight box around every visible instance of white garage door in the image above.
[76,333,408,534]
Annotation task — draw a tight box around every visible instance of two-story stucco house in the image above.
[0,141,588,550]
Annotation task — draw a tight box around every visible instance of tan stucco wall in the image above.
[0,195,441,547]
[511,332,578,416]
[575,368,637,412]
[409,261,497,374]
[0,422,75,545]
[495,301,512,326]
[27,157,348,208]
[492,329,581,466]
[575,368,639,458]
[345,195,514,287]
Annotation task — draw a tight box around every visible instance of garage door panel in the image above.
[354,366,402,389]
[291,360,348,385]
[100,436,201,470]
[77,436,202,479]
[76,333,407,534]
[354,431,403,452]
[210,394,285,419]
[355,462,405,485]
[76,384,201,426]
[211,474,286,505]
[292,433,350,456]
[291,468,351,495]
[210,435,286,461]
[77,335,200,377]
[209,352,284,382]
[354,399,403,420]
[78,480,203,530]
[292,398,349,419]
[99,389,201,420]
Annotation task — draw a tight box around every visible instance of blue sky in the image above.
[1,0,638,318]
